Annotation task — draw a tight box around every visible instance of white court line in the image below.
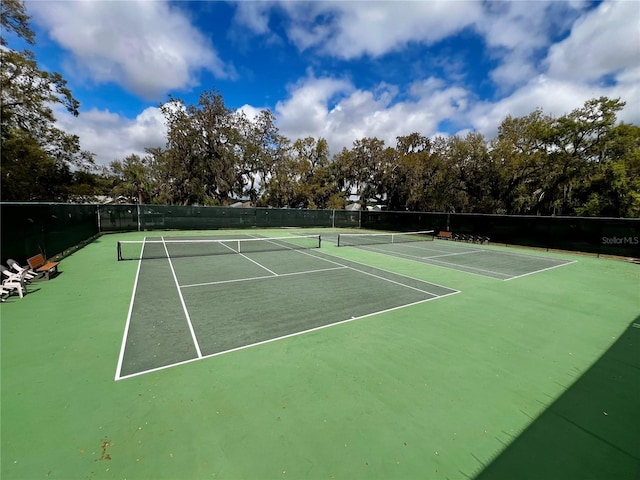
[181,266,347,288]
[352,242,576,280]
[435,239,577,264]
[504,260,577,281]
[392,242,470,255]
[115,289,460,381]
[162,236,203,359]
[172,237,277,275]
[239,252,278,275]
[298,249,460,295]
[291,250,439,296]
[245,237,459,298]
[350,243,509,279]
[415,255,513,279]
[423,250,485,259]
[245,234,458,296]
[400,240,575,263]
[114,237,147,381]
[421,253,575,280]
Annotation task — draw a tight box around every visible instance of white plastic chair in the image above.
[0,287,10,302]
[6,259,37,281]
[0,265,22,282]
[1,269,29,298]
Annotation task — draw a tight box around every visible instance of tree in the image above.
[0,0,79,139]
[110,154,153,204]
[66,167,112,202]
[1,0,34,46]
[144,146,175,205]
[334,137,390,208]
[258,152,298,207]
[236,109,290,204]
[158,91,240,205]
[0,130,73,201]
[0,0,95,201]
[380,134,423,210]
[576,123,640,217]
[489,109,553,214]
[544,97,626,215]
[290,137,339,208]
[446,132,502,213]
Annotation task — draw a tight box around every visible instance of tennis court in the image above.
[116,234,458,379]
[2,227,638,480]
[336,231,576,280]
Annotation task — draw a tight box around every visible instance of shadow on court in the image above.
[473,315,640,480]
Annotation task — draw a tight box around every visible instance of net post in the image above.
[117,241,122,261]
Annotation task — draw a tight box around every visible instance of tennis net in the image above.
[337,230,434,247]
[117,234,321,261]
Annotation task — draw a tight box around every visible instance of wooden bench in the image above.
[436,231,453,240]
[27,254,59,280]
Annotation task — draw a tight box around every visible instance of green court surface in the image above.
[1,228,639,480]
[117,234,458,379]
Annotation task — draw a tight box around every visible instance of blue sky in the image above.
[19,0,640,166]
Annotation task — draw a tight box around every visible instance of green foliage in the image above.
[543,97,627,215]
[0,0,96,202]
[104,95,636,218]
[156,90,255,206]
[1,129,71,201]
[575,123,640,217]
[0,0,35,46]
[489,109,553,214]
[110,154,153,204]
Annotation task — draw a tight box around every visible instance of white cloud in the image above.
[236,104,265,121]
[55,107,167,167]
[466,74,640,139]
[489,52,539,90]
[37,0,639,168]
[275,74,354,137]
[275,74,472,154]
[233,2,272,35]
[28,0,233,99]
[478,1,556,52]
[55,68,638,170]
[235,1,590,95]
[267,0,639,149]
[243,1,484,59]
[275,67,638,157]
[545,0,640,83]
[475,1,589,91]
